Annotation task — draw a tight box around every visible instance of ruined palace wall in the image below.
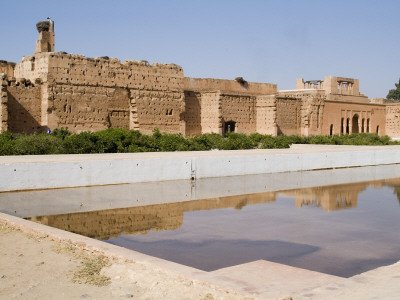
[6,81,42,133]
[184,77,277,95]
[276,90,326,136]
[220,93,257,134]
[14,53,186,134]
[48,85,122,132]
[323,101,386,136]
[184,91,202,136]
[200,92,221,134]
[14,53,50,82]
[275,97,302,135]
[47,54,185,134]
[256,95,277,135]
[0,61,15,77]
[385,104,400,138]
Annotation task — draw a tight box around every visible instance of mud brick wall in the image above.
[184,77,277,95]
[199,92,221,134]
[14,53,186,134]
[386,104,400,138]
[256,95,277,135]
[276,97,302,135]
[276,90,327,136]
[48,85,126,131]
[300,95,325,136]
[220,94,257,134]
[14,53,50,82]
[134,89,185,135]
[183,91,202,136]
[6,80,42,133]
[0,61,15,77]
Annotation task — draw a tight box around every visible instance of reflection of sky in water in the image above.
[106,186,400,277]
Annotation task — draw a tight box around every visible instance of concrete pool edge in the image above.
[2,144,400,192]
[1,212,400,299]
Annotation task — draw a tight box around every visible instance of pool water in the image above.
[24,178,400,277]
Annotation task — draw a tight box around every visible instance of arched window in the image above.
[341,118,344,135]
[330,124,334,136]
[361,118,365,133]
[376,125,379,135]
[367,119,370,133]
[346,118,350,134]
[352,114,359,134]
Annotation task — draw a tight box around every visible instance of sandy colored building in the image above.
[1,20,400,138]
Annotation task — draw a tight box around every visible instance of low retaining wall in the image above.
[1,144,400,192]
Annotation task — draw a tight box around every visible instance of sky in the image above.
[1,0,399,98]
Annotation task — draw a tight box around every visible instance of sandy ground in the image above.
[0,223,262,300]
[1,217,400,300]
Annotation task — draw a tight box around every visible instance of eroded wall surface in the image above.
[184,77,277,95]
[200,92,221,134]
[184,91,202,136]
[220,93,257,134]
[385,104,400,138]
[7,83,42,133]
[256,95,277,135]
[14,53,186,134]
[0,61,15,77]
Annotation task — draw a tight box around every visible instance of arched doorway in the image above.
[352,114,359,134]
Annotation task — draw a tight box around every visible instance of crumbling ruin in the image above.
[1,20,400,138]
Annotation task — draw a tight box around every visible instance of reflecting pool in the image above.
[25,178,400,277]
[1,165,400,277]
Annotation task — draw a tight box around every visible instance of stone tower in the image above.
[35,19,55,53]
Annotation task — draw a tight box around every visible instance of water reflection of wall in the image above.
[279,183,366,211]
[280,179,400,211]
[27,178,400,239]
[28,192,276,240]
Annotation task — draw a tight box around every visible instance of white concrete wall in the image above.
[1,145,400,192]
[2,164,400,218]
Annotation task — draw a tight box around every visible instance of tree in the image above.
[387,78,400,100]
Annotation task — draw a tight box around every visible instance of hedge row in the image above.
[0,128,398,156]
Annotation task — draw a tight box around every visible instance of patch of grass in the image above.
[72,255,111,287]
[53,241,111,286]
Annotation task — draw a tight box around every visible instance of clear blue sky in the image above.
[1,0,399,98]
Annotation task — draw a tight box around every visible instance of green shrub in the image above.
[0,128,398,156]
[51,128,72,140]
[221,132,255,150]
[0,131,15,155]
[62,132,98,154]
[189,133,224,150]
[12,133,63,155]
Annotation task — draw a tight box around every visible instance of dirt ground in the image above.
[0,223,261,300]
